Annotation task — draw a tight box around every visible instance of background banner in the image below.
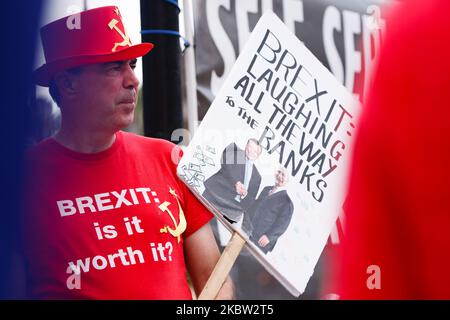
[193,0,391,119]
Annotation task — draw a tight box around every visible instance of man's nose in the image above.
[124,66,140,89]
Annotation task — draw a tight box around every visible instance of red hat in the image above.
[34,6,154,87]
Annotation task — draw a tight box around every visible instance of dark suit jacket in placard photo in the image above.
[202,143,262,222]
[244,186,294,254]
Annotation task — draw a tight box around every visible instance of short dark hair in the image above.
[48,66,83,106]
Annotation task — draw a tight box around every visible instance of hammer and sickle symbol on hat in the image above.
[114,7,121,17]
[159,188,187,243]
[108,18,132,52]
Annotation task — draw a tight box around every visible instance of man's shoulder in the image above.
[269,189,291,203]
[122,131,176,151]
[225,142,240,151]
[222,142,244,161]
[24,138,61,176]
[121,131,180,162]
[278,189,291,199]
[25,137,56,160]
[280,191,294,210]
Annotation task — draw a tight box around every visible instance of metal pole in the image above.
[140,0,183,140]
[182,0,199,138]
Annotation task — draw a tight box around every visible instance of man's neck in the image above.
[53,127,117,154]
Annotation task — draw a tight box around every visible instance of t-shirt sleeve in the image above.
[169,143,213,238]
[180,181,214,238]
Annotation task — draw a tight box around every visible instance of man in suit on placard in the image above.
[244,167,294,254]
[202,138,262,223]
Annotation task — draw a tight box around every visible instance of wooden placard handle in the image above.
[197,231,246,300]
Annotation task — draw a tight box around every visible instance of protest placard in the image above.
[178,11,360,296]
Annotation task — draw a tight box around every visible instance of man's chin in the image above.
[117,114,135,130]
[119,102,136,113]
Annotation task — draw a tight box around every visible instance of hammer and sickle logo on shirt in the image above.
[158,188,187,243]
[108,16,132,52]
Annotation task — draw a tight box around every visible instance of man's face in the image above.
[69,59,139,132]
[245,141,261,161]
[275,169,288,187]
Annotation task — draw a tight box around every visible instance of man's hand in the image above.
[235,181,248,197]
[258,235,270,247]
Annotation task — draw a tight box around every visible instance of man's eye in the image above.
[106,65,121,72]
[130,64,137,70]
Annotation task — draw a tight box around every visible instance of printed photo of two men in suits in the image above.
[202,138,294,254]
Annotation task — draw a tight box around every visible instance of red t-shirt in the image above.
[22,131,212,299]
[336,0,450,299]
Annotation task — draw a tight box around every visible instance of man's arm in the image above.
[265,198,294,243]
[184,223,234,299]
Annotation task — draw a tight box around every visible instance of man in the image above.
[244,168,294,254]
[23,6,233,299]
[202,139,262,224]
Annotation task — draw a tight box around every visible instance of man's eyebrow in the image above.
[103,59,137,67]
[102,61,123,67]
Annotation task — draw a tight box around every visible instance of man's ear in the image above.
[54,71,80,99]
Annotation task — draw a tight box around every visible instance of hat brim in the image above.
[34,42,154,87]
